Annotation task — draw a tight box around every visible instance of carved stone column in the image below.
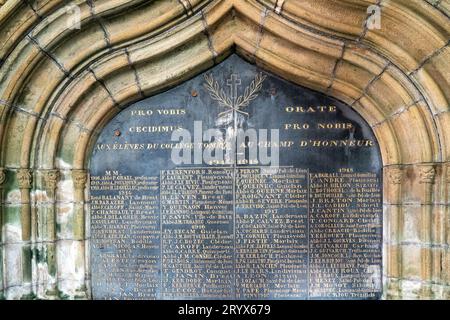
[71,169,88,298]
[418,165,436,299]
[17,169,32,241]
[386,166,403,298]
[43,170,60,240]
[41,169,60,297]
[16,169,33,296]
[72,170,87,241]
[0,168,6,298]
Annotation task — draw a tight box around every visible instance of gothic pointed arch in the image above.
[0,0,449,299]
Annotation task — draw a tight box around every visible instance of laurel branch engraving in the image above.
[204,72,267,117]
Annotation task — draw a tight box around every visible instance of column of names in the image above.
[309,171,382,299]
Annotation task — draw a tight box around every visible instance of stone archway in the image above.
[0,0,448,300]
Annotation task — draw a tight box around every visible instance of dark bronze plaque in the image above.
[89,55,383,300]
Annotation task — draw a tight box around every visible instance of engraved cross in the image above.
[227,74,241,103]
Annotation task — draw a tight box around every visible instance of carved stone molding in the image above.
[17,169,33,189]
[388,167,403,185]
[72,170,88,190]
[419,165,436,185]
[274,0,285,14]
[43,169,60,191]
[178,0,194,15]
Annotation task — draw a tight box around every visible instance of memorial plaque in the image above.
[89,55,383,300]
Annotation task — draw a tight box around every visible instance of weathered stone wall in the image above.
[0,0,448,299]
